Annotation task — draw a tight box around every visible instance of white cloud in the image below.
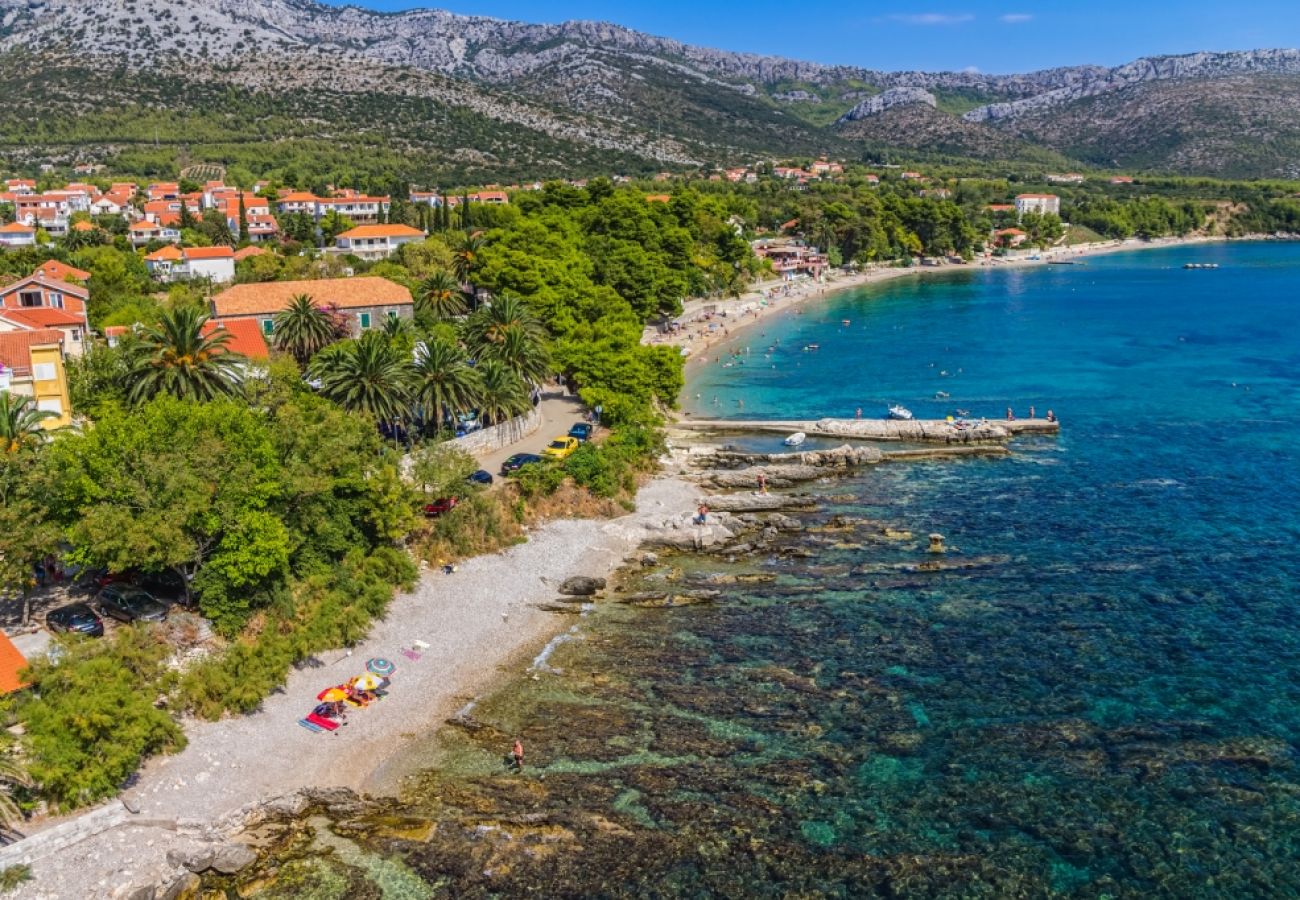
[999,13,1034,23]
[885,13,976,26]
[961,65,981,74]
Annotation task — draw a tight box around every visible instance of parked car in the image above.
[568,422,594,442]
[95,585,169,624]
[423,496,460,518]
[500,453,543,475]
[46,602,105,637]
[93,569,188,604]
[543,436,580,459]
[466,469,494,486]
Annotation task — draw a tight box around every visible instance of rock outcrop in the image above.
[836,87,937,122]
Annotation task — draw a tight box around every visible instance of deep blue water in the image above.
[252,243,1300,898]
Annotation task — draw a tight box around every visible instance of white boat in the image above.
[783,432,807,446]
[888,404,914,421]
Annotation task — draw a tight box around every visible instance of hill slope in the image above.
[2,0,1300,178]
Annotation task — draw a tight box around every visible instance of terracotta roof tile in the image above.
[336,224,424,240]
[34,260,91,282]
[0,328,64,374]
[0,632,29,694]
[144,246,182,262]
[0,223,34,233]
[183,246,234,260]
[0,307,84,328]
[201,318,269,359]
[212,277,412,318]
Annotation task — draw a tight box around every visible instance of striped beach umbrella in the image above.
[367,657,396,677]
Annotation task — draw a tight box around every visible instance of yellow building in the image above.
[0,328,72,429]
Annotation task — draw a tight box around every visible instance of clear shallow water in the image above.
[234,243,1300,898]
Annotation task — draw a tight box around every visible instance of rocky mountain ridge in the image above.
[2,0,1300,177]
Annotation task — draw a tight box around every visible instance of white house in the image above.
[1015,193,1061,217]
[181,246,236,283]
[90,196,123,216]
[129,220,181,247]
[333,224,426,260]
[0,223,36,247]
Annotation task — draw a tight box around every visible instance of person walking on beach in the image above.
[512,739,525,771]
[1029,405,1036,419]
[1006,407,1015,421]
[855,407,862,420]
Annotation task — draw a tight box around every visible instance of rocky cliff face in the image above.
[837,88,936,123]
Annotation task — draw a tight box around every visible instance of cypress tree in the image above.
[237,193,249,244]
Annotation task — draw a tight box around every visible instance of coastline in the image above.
[649,234,1262,372]
[9,473,703,899]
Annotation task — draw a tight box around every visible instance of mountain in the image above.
[1,0,1299,180]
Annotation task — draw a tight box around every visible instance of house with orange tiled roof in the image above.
[4,178,34,195]
[275,191,321,215]
[201,318,269,360]
[1015,193,1061,216]
[317,194,390,223]
[0,328,71,429]
[467,190,508,205]
[128,220,180,247]
[145,245,234,283]
[995,227,1029,247]
[333,224,425,260]
[0,273,90,355]
[233,245,268,262]
[0,222,36,247]
[143,245,182,278]
[146,182,180,201]
[91,194,125,216]
[34,260,91,283]
[211,277,412,338]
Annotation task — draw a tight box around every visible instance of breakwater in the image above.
[675,416,1059,442]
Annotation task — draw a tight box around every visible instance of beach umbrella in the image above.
[351,672,386,692]
[317,686,349,702]
[367,657,396,677]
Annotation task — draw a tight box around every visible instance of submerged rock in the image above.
[559,576,607,596]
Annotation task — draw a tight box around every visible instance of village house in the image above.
[0,223,35,247]
[409,190,442,207]
[317,192,390,223]
[333,224,426,260]
[752,239,828,280]
[128,220,180,247]
[1046,173,1085,184]
[467,190,508,205]
[1015,193,1061,216]
[210,277,413,338]
[200,318,270,360]
[0,328,72,428]
[0,272,90,356]
[995,227,1029,248]
[1110,176,1135,185]
[90,195,124,216]
[4,179,35,195]
[145,246,235,283]
[146,182,180,201]
[233,245,267,262]
[901,172,924,180]
[33,260,90,283]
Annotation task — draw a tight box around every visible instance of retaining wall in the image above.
[453,406,542,455]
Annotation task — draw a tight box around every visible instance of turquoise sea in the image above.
[232,242,1300,898]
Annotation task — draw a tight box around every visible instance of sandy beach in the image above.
[8,473,702,899]
[645,234,1234,366]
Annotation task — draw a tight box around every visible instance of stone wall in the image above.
[453,406,542,455]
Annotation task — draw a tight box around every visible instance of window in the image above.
[32,362,56,381]
[387,310,398,322]
[71,328,81,342]
[261,319,274,336]
[36,398,62,415]
[51,292,63,308]
[359,312,371,330]
[19,291,42,307]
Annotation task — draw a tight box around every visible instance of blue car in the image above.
[568,422,594,442]
[466,469,494,485]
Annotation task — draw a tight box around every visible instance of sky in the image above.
[334,1,1300,73]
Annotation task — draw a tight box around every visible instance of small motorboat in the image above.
[934,391,950,400]
[887,405,914,421]
[784,432,807,446]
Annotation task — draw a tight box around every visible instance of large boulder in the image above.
[208,843,258,875]
[165,848,213,874]
[558,576,606,596]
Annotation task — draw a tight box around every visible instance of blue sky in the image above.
[336,1,1300,73]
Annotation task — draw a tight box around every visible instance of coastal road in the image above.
[473,391,589,478]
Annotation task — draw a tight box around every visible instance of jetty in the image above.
[674,416,1060,444]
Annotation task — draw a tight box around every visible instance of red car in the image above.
[423,497,459,518]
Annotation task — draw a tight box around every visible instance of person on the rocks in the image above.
[512,739,525,771]
[695,504,709,525]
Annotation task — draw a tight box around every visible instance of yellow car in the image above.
[542,436,580,459]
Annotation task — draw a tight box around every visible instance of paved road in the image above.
[474,391,590,479]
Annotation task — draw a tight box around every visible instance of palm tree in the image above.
[475,359,529,426]
[478,323,551,387]
[273,294,338,367]
[463,294,546,351]
[125,307,244,403]
[413,336,481,434]
[0,758,32,830]
[452,233,485,285]
[0,394,54,454]
[416,270,467,322]
[309,331,413,423]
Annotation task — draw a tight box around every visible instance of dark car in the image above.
[46,602,105,637]
[94,569,188,604]
[95,585,169,624]
[500,453,543,475]
[423,496,460,518]
[568,422,594,442]
[466,469,494,486]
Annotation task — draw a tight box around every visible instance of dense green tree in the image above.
[125,307,245,403]
[475,358,529,426]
